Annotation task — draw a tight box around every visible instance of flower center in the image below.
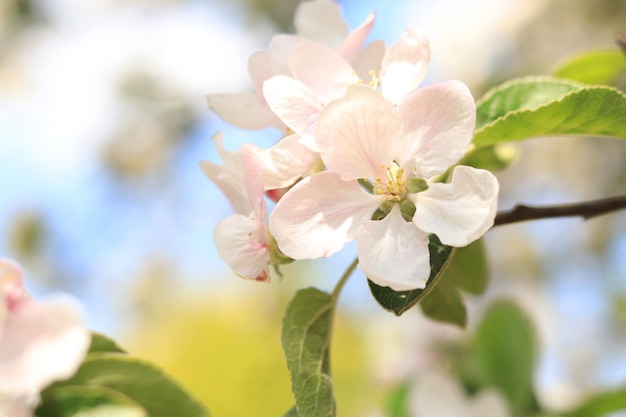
[373,162,407,202]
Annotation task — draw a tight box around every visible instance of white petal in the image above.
[293,0,348,49]
[240,144,267,219]
[398,81,476,178]
[352,40,386,82]
[315,85,405,181]
[263,76,322,147]
[412,166,499,247]
[289,40,356,103]
[250,134,317,190]
[337,11,376,63]
[199,133,250,215]
[357,205,430,291]
[214,214,270,281]
[0,297,89,397]
[269,172,379,259]
[380,28,430,103]
[207,93,284,130]
[409,369,467,417]
[468,390,511,417]
[248,34,300,99]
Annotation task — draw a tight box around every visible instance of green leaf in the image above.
[88,332,126,354]
[282,288,336,417]
[473,77,626,146]
[37,385,146,417]
[443,239,488,295]
[564,387,626,417]
[475,77,582,129]
[50,353,210,417]
[283,406,300,417]
[457,144,518,172]
[384,383,411,417]
[419,280,466,327]
[553,49,626,85]
[368,235,455,316]
[473,300,536,414]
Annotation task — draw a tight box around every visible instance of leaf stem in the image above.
[331,257,359,305]
[493,194,626,226]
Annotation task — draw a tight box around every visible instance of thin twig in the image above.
[493,194,626,227]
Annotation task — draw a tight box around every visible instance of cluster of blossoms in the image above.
[203,0,499,291]
[0,258,90,416]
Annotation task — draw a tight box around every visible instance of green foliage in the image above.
[419,279,466,327]
[473,301,537,414]
[444,239,488,295]
[473,77,626,146]
[367,235,455,316]
[282,288,336,417]
[37,386,146,417]
[553,49,626,85]
[37,347,210,417]
[458,144,518,172]
[283,406,300,417]
[563,387,626,417]
[88,332,126,354]
[384,383,411,417]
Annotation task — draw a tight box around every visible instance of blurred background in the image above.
[1,0,626,416]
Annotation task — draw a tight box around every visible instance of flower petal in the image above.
[397,80,476,178]
[289,40,356,103]
[357,205,430,291]
[380,28,430,103]
[263,75,322,149]
[337,11,376,62]
[293,0,348,50]
[240,144,266,219]
[352,40,386,82]
[411,166,499,247]
[409,369,468,417]
[269,171,379,259]
[207,93,284,130]
[0,296,89,398]
[214,214,270,281]
[249,134,318,190]
[248,34,300,100]
[199,133,250,215]
[315,85,405,181]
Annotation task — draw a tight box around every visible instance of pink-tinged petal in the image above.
[315,85,404,181]
[214,214,270,281]
[199,133,250,215]
[0,296,89,397]
[1,258,27,317]
[293,0,348,50]
[249,134,317,190]
[352,40,386,83]
[248,34,300,99]
[240,144,267,219]
[337,11,376,62]
[380,28,430,103]
[269,172,379,259]
[207,93,284,130]
[289,41,357,103]
[263,76,322,147]
[397,80,476,178]
[357,205,431,291]
[0,397,34,417]
[411,166,499,247]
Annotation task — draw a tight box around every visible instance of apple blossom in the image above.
[409,369,511,417]
[269,84,499,291]
[207,0,378,131]
[262,27,429,151]
[0,258,90,414]
[203,140,293,281]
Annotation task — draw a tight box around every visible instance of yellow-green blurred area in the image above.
[1,0,626,415]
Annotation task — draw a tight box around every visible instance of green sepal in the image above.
[367,235,455,316]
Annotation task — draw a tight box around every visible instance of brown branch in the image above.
[493,194,626,227]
